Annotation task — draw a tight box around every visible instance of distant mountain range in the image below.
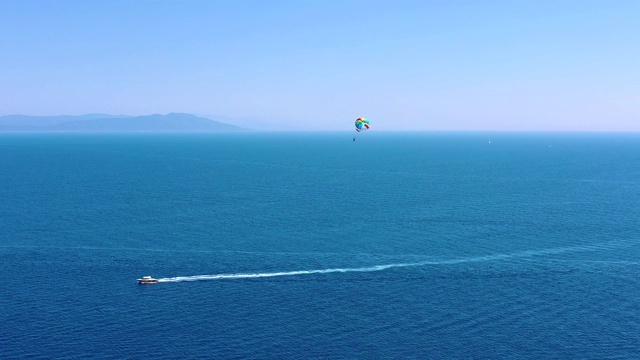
[0,113,247,132]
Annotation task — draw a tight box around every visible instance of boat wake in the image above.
[157,263,411,283]
[155,240,632,283]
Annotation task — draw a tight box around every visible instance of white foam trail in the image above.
[156,241,624,283]
[157,263,413,282]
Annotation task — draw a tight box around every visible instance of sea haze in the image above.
[1,132,639,359]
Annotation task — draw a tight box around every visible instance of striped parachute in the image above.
[355,117,370,132]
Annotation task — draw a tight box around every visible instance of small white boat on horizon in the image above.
[137,276,159,284]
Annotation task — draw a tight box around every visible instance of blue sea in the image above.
[1,132,639,359]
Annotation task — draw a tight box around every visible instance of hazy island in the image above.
[0,113,247,132]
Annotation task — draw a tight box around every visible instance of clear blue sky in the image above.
[1,0,638,131]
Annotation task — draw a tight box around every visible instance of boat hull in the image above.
[137,276,159,284]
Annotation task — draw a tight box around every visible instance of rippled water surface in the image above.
[1,132,639,359]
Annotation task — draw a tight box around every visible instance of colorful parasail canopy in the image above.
[355,117,370,132]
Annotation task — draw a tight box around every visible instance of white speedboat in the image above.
[137,276,159,284]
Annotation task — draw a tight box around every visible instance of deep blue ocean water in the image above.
[1,132,639,359]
